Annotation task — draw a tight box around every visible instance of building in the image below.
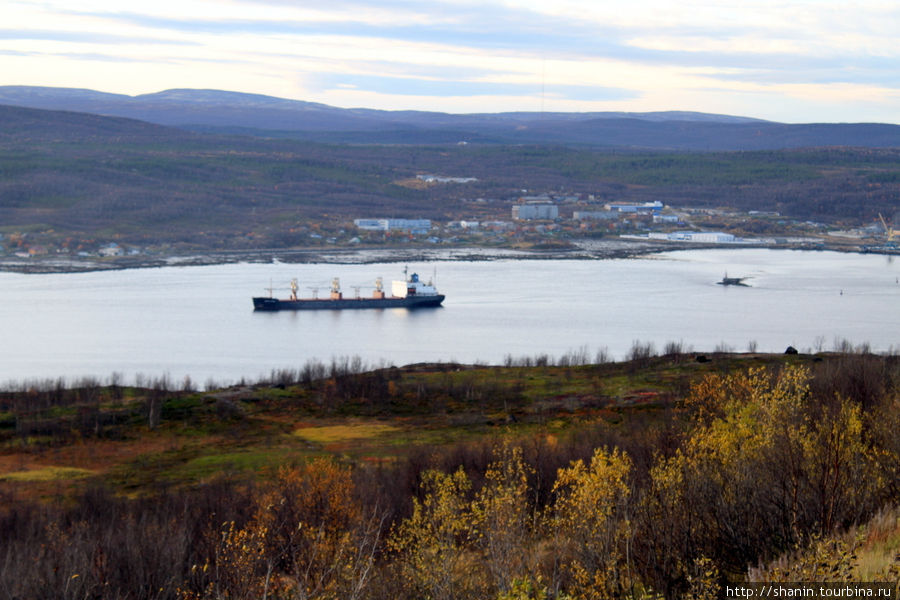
[482,221,515,232]
[354,218,432,234]
[353,219,387,230]
[417,174,478,184]
[98,243,123,257]
[648,231,735,243]
[447,220,480,230]
[689,232,735,243]
[573,210,618,221]
[605,201,664,214]
[512,202,558,220]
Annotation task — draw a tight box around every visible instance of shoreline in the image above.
[0,238,893,274]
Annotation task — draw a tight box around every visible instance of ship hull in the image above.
[717,277,749,286]
[253,294,445,311]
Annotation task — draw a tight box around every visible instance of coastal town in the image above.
[2,180,896,272]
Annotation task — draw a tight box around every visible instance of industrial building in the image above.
[416,174,478,183]
[648,231,736,243]
[512,202,558,220]
[353,218,432,234]
[605,201,664,214]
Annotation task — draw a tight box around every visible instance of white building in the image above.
[690,232,735,243]
[354,218,432,234]
[482,221,515,231]
[417,174,478,184]
[605,201,664,214]
[648,231,735,243]
[98,243,123,257]
[512,202,558,220]
[354,219,385,230]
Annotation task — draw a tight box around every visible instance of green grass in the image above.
[1,352,853,496]
[1,466,95,482]
[167,449,299,482]
[293,422,401,444]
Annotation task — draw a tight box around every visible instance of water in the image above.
[0,249,897,387]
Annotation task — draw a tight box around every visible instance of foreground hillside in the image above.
[2,105,900,257]
[1,351,897,598]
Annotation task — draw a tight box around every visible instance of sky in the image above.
[2,0,899,123]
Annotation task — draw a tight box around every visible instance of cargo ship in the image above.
[253,270,445,311]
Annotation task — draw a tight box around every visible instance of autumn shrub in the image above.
[634,364,898,598]
[388,466,478,600]
[548,447,635,599]
[182,459,382,600]
[2,357,898,600]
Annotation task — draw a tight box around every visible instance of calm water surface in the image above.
[1,249,897,386]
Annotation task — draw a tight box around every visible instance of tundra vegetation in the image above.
[0,350,898,599]
[3,106,900,255]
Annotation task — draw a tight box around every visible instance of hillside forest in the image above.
[2,105,900,254]
[0,352,898,599]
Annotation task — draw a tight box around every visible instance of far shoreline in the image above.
[0,238,894,275]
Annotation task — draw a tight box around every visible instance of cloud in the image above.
[711,66,900,87]
[58,6,615,54]
[309,72,638,101]
[3,0,899,121]
[49,2,898,88]
[0,28,194,46]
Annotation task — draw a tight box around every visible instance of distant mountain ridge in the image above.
[1,85,900,150]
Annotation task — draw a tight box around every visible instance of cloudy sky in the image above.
[3,0,899,122]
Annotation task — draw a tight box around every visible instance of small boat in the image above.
[253,269,445,311]
[717,273,749,287]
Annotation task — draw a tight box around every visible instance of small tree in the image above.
[550,447,634,600]
[388,467,476,600]
[471,442,537,594]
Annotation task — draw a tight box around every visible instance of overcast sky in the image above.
[3,0,899,123]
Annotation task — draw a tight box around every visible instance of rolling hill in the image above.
[3,86,900,150]
[1,100,899,255]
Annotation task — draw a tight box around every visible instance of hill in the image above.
[3,85,900,150]
[2,103,900,255]
[0,352,897,598]
[0,103,193,141]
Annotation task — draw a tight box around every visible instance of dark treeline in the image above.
[0,354,898,599]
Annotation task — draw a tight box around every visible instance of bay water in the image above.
[1,248,897,387]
